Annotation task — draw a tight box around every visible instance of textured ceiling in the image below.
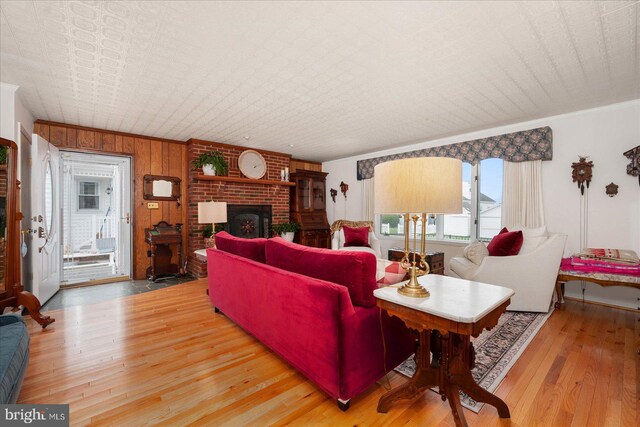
[1,1,638,161]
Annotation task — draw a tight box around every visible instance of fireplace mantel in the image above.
[195,175,295,186]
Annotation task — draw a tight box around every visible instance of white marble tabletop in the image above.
[373,274,515,324]
[194,249,208,261]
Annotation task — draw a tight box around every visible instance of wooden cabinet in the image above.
[388,249,445,275]
[290,170,330,248]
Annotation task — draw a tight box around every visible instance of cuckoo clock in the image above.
[339,181,349,199]
[571,156,593,195]
[330,188,337,203]
[623,145,639,186]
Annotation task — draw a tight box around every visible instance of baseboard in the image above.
[563,296,639,313]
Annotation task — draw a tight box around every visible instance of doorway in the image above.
[60,152,132,286]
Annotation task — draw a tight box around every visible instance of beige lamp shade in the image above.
[198,201,228,224]
[374,157,462,214]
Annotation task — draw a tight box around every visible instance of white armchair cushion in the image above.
[332,228,382,258]
[449,256,480,278]
[463,241,489,264]
[512,225,548,254]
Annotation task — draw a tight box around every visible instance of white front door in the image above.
[30,135,61,304]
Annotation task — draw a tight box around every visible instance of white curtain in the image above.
[502,160,545,228]
[362,178,375,221]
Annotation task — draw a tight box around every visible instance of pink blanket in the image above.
[560,257,640,277]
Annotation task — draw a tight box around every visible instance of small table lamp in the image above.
[375,157,462,298]
[198,201,227,248]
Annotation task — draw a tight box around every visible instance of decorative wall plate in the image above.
[238,150,267,179]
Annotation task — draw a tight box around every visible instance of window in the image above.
[78,181,99,210]
[378,158,503,242]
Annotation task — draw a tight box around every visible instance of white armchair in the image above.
[330,220,382,259]
[449,233,567,312]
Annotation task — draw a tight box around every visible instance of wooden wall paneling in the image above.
[101,133,116,152]
[181,143,189,272]
[34,123,49,140]
[134,138,151,280]
[168,143,183,227]
[149,140,164,228]
[114,135,123,153]
[122,136,135,154]
[77,130,96,150]
[162,142,171,222]
[49,125,66,147]
[66,128,77,148]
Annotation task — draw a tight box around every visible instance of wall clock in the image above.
[238,150,267,179]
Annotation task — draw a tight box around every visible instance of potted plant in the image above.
[271,222,300,242]
[192,151,229,176]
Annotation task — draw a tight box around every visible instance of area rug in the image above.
[394,309,553,413]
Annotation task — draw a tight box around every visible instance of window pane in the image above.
[80,182,97,195]
[79,195,99,210]
[380,214,402,236]
[442,162,472,241]
[478,158,503,240]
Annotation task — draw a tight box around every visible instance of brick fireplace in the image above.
[187,139,291,278]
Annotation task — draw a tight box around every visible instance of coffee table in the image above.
[374,274,514,427]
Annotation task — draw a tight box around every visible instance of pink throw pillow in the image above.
[487,227,523,257]
[343,226,370,248]
[377,261,408,285]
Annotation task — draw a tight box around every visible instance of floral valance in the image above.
[356,126,552,180]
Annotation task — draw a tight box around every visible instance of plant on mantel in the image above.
[192,151,229,176]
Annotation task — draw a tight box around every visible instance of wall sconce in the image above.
[605,182,618,197]
[623,145,639,186]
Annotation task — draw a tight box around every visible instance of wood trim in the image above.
[563,296,638,312]
[195,175,296,186]
[34,120,186,145]
[187,138,292,158]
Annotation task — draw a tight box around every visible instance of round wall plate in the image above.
[238,149,267,179]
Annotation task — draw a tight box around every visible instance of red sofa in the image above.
[207,232,414,409]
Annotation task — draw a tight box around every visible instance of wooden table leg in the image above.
[17,290,55,328]
[555,280,565,308]
[377,329,438,413]
[446,333,510,423]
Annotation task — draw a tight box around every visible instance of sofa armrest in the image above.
[0,314,26,327]
[331,234,340,250]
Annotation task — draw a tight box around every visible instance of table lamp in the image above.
[198,201,227,248]
[374,157,462,298]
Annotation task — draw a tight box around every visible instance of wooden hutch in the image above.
[289,170,330,248]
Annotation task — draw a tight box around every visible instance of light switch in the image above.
[147,202,159,209]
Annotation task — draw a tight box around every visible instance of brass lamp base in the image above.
[398,266,430,298]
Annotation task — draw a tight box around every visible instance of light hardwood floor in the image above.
[19,279,639,426]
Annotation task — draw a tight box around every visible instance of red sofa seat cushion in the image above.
[214,231,267,263]
[487,227,524,256]
[265,238,378,307]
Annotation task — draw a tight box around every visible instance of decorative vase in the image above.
[202,164,216,176]
[280,232,295,242]
[204,236,216,248]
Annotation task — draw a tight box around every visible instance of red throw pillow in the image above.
[343,226,370,248]
[487,227,523,257]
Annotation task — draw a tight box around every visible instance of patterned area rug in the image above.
[394,310,553,413]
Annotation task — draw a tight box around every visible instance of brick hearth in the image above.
[187,139,291,278]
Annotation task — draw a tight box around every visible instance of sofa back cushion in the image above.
[215,231,267,263]
[487,227,523,256]
[265,237,377,307]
